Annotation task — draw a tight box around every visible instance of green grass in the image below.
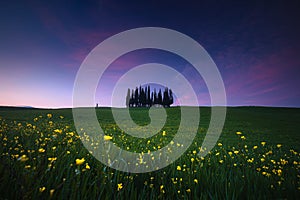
[0,106,299,199]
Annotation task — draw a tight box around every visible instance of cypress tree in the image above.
[147,85,151,107]
[134,87,139,107]
[162,87,169,107]
[158,89,162,106]
[168,89,174,107]
[150,91,153,106]
[154,89,158,105]
[126,88,130,107]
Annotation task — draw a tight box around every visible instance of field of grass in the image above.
[0,106,299,199]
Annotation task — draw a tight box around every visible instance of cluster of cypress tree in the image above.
[126,85,174,107]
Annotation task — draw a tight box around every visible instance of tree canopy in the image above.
[126,85,173,107]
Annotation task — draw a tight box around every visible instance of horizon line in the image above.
[1,105,300,110]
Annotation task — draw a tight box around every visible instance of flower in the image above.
[117,183,123,191]
[85,163,90,169]
[261,141,266,146]
[217,143,222,147]
[253,146,258,149]
[18,155,28,162]
[50,189,55,197]
[162,131,166,136]
[75,158,85,165]
[177,166,182,171]
[277,144,282,148]
[236,131,242,135]
[186,189,191,193]
[293,161,298,165]
[240,136,246,140]
[104,135,113,141]
[54,129,62,134]
[48,157,57,162]
[47,113,52,118]
[194,179,198,184]
[39,187,46,192]
[277,169,282,176]
[38,148,45,153]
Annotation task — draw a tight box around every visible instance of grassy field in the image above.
[0,106,299,199]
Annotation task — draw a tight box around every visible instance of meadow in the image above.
[0,106,299,199]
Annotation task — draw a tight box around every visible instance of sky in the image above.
[1,0,300,108]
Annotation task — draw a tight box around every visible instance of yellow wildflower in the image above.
[47,114,52,118]
[54,129,62,134]
[293,161,298,165]
[280,158,288,165]
[50,189,55,197]
[48,157,57,162]
[177,166,182,171]
[117,183,123,191]
[104,135,113,141]
[277,144,282,148]
[76,158,85,165]
[38,148,45,153]
[39,187,46,192]
[194,179,198,184]
[85,163,90,169]
[236,131,242,135]
[277,169,282,176]
[261,141,266,146]
[18,155,28,162]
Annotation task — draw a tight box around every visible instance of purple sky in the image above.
[1,0,300,108]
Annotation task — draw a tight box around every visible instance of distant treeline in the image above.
[126,85,174,107]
